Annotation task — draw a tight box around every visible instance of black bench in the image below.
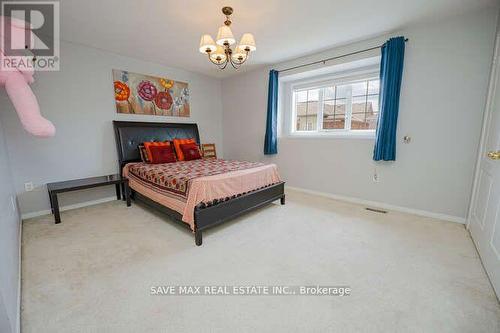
[47,174,130,224]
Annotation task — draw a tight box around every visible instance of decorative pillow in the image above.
[138,145,150,163]
[172,138,196,161]
[149,144,177,164]
[143,141,171,162]
[180,142,202,161]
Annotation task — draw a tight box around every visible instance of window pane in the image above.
[323,99,334,115]
[306,100,318,131]
[351,96,367,114]
[365,113,379,130]
[322,100,336,129]
[323,98,345,130]
[295,90,306,131]
[295,89,318,131]
[351,81,368,97]
[351,93,379,130]
[352,92,372,130]
[351,113,370,130]
[335,99,346,116]
[306,119,317,130]
[368,80,379,95]
[366,95,379,114]
[336,85,349,99]
[296,102,307,116]
[296,90,308,103]
[308,89,319,102]
[364,95,379,130]
[324,87,335,100]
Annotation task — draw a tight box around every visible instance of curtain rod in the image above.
[277,38,409,74]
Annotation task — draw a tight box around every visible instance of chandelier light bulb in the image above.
[216,26,236,46]
[239,33,256,51]
[199,34,217,53]
[232,46,247,62]
[210,45,227,64]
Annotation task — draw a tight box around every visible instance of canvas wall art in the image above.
[112,69,190,117]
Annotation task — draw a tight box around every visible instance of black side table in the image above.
[47,174,130,224]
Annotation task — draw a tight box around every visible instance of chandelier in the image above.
[198,7,256,70]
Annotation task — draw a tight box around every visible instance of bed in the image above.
[113,121,285,246]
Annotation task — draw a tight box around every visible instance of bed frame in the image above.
[113,121,285,246]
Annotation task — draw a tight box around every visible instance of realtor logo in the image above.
[1,1,59,71]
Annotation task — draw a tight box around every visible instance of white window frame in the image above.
[282,67,380,139]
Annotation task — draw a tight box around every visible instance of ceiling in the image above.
[60,0,496,78]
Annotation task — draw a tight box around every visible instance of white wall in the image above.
[221,8,498,221]
[0,119,21,333]
[0,40,223,216]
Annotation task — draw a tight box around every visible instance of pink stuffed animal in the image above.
[0,16,55,137]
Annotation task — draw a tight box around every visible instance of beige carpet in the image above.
[22,190,500,332]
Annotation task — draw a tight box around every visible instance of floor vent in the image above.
[365,207,388,214]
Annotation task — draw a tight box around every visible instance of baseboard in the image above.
[16,211,22,333]
[286,186,466,224]
[21,196,117,220]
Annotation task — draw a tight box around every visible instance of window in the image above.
[291,76,380,136]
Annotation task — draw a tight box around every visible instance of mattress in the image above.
[123,159,281,230]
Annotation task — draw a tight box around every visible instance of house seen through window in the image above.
[293,78,380,134]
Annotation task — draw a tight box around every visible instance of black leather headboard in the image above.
[113,121,200,169]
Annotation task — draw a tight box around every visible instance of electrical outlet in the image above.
[373,167,380,183]
[10,196,16,212]
[24,182,34,192]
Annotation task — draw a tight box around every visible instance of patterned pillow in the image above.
[138,145,150,163]
[143,141,171,162]
[172,138,196,161]
[149,145,177,164]
[180,143,202,161]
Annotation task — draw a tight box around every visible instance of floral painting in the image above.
[112,69,190,117]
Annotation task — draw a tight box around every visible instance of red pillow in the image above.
[149,145,177,164]
[172,138,196,161]
[180,143,202,161]
[143,141,170,162]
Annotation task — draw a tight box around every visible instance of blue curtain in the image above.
[264,70,279,155]
[373,37,405,161]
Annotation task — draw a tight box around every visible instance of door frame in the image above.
[467,33,500,229]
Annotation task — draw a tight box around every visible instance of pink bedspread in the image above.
[123,159,281,230]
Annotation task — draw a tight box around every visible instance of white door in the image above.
[468,34,500,297]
